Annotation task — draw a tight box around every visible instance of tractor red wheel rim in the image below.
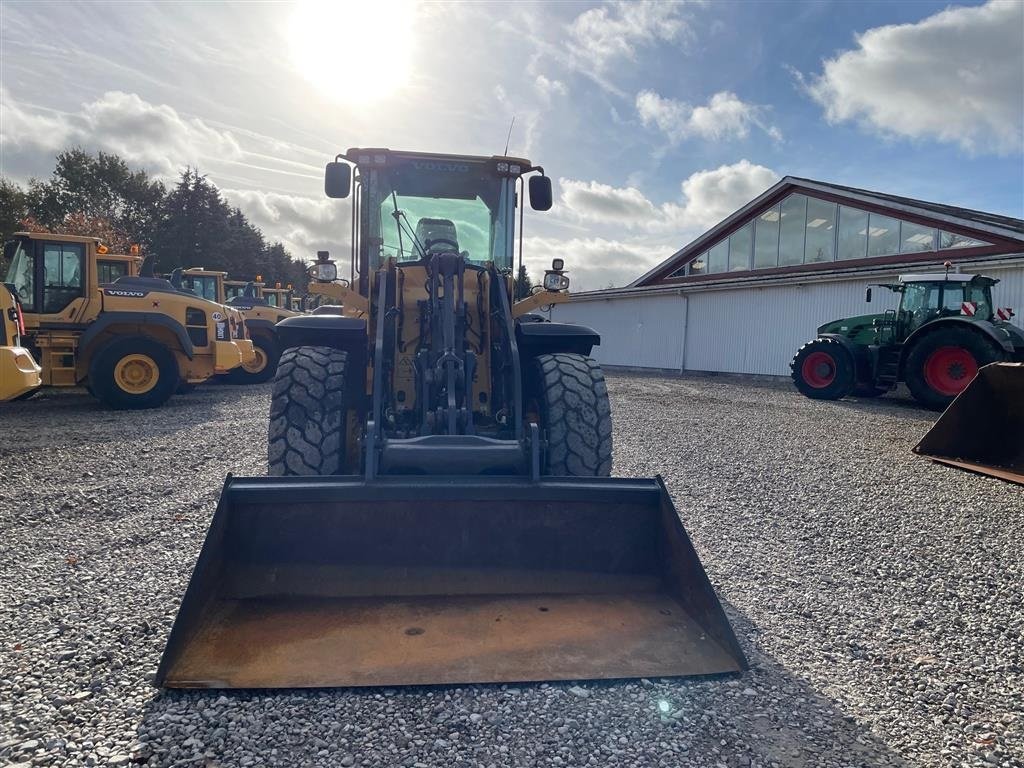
[801,351,836,388]
[923,346,977,397]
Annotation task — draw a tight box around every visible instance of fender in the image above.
[275,314,368,372]
[818,333,873,385]
[516,321,600,358]
[80,312,194,360]
[244,318,276,335]
[901,318,1015,370]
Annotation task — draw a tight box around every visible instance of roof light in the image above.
[496,162,510,173]
[373,154,386,165]
[509,163,521,174]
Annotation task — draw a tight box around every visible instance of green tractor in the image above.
[792,270,1024,410]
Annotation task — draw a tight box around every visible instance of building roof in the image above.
[630,177,1024,288]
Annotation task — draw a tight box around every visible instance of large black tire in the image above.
[268,346,350,475]
[530,353,612,477]
[790,338,855,400]
[904,327,1004,411]
[228,335,280,384]
[87,336,179,410]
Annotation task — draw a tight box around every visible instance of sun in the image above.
[288,0,416,102]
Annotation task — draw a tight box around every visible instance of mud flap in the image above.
[156,475,746,688]
[913,362,1023,485]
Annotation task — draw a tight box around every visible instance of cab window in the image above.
[3,240,35,311]
[98,260,128,285]
[42,242,85,313]
[266,293,278,307]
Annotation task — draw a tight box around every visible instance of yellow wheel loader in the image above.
[2,232,253,409]
[179,269,300,383]
[0,282,42,401]
[157,149,746,689]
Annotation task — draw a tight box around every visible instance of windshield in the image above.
[365,161,514,269]
[183,275,220,301]
[3,240,34,311]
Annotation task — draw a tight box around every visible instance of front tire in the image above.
[790,338,855,400]
[88,336,179,410]
[268,346,350,475]
[228,335,280,384]
[904,327,1003,410]
[530,353,612,476]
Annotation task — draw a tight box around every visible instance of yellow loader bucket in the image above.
[913,362,1024,485]
[156,476,746,688]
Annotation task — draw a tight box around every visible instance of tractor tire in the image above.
[228,335,280,384]
[531,353,612,477]
[88,336,179,410]
[790,338,855,400]
[268,346,350,476]
[904,327,1004,411]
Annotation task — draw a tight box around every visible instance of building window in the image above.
[728,223,752,272]
[866,213,900,257]
[804,198,836,263]
[900,221,936,254]
[707,240,728,273]
[753,205,780,269]
[778,194,806,266]
[837,206,868,260]
[940,231,991,249]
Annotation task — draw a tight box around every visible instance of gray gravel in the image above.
[1,375,1021,768]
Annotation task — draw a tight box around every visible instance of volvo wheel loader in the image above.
[156,148,746,689]
[178,269,300,383]
[2,233,254,409]
[0,282,42,401]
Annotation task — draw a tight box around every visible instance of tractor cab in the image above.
[875,273,1003,340]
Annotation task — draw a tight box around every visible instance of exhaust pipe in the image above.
[156,475,746,689]
[914,362,1024,485]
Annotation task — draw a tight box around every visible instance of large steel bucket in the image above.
[155,476,746,688]
[914,362,1024,485]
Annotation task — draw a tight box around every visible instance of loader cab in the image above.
[1,233,107,323]
[180,269,227,303]
[327,148,552,295]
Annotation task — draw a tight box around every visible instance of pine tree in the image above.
[514,263,534,300]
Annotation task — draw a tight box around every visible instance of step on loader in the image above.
[914,362,1023,485]
[156,149,746,689]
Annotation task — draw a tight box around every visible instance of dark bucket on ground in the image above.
[155,475,747,689]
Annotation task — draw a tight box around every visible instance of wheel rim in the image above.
[114,354,159,395]
[801,351,836,388]
[923,346,977,397]
[242,347,267,374]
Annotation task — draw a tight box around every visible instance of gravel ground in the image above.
[1,375,1021,768]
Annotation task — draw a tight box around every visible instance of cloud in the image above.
[802,0,1023,153]
[0,88,243,177]
[222,188,349,261]
[636,90,782,143]
[567,1,694,73]
[559,159,780,234]
[524,236,669,291]
[534,74,567,104]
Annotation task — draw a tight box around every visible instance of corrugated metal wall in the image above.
[552,265,1024,376]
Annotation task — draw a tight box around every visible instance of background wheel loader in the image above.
[2,233,254,409]
[792,270,1023,410]
[157,148,746,690]
[179,268,300,383]
[0,282,42,401]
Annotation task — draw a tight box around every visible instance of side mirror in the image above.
[528,175,552,211]
[325,162,351,199]
[865,287,872,303]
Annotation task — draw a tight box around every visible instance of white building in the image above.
[552,177,1024,376]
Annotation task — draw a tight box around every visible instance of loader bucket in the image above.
[913,362,1024,485]
[156,475,746,689]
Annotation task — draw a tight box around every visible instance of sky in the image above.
[1,0,1021,290]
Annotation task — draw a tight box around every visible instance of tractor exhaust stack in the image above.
[155,475,746,689]
[914,362,1024,485]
